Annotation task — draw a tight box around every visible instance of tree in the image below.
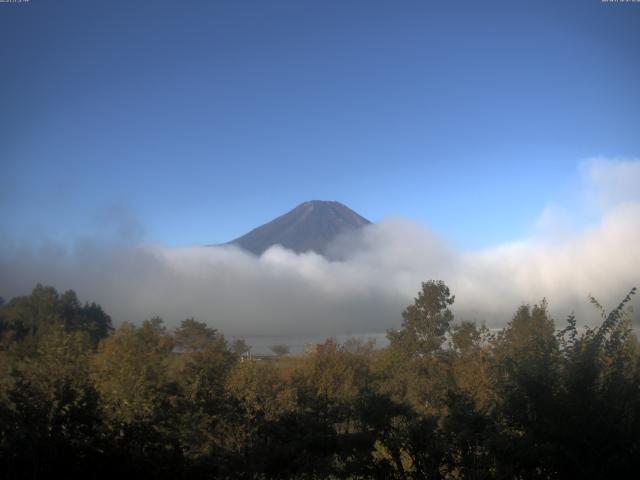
[489,301,563,477]
[171,319,236,468]
[290,338,378,478]
[388,280,455,357]
[0,286,111,349]
[174,318,234,405]
[0,324,102,478]
[219,358,297,475]
[91,319,175,426]
[89,318,184,477]
[450,321,494,409]
[551,289,640,478]
[59,290,112,346]
[174,318,222,353]
[230,338,251,356]
[378,281,457,415]
[2,284,61,344]
[269,344,290,356]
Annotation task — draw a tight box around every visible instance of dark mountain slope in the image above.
[227,200,371,255]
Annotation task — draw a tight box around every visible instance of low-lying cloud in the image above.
[1,159,638,335]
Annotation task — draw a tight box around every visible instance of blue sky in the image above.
[2,0,639,249]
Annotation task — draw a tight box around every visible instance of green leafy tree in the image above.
[551,289,640,478]
[490,301,563,477]
[0,285,111,350]
[378,281,457,415]
[388,280,455,357]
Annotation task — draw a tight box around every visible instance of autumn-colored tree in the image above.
[91,319,175,432]
[0,324,102,478]
[170,318,236,470]
[1,282,639,479]
[449,321,494,407]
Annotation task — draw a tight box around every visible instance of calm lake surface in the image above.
[232,326,632,356]
[230,332,390,356]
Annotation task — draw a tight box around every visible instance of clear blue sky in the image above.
[2,0,639,249]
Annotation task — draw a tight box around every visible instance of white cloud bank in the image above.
[0,159,638,335]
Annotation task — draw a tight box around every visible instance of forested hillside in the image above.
[1,281,638,479]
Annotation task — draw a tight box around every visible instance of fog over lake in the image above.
[1,159,638,336]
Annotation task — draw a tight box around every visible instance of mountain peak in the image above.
[227,201,371,256]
